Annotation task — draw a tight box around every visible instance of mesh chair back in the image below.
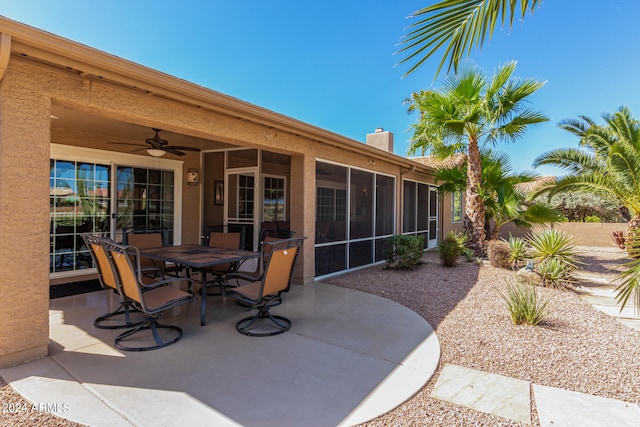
[109,246,144,304]
[209,232,241,249]
[84,235,118,291]
[261,239,303,296]
[126,233,164,268]
[92,242,118,290]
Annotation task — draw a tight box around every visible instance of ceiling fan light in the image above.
[147,148,166,157]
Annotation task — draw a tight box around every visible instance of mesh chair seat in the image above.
[226,237,305,336]
[108,242,195,351]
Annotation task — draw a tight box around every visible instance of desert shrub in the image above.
[507,236,529,269]
[487,240,511,269]
[462,247,475,262]
[439,232,464,267]
[499,278,551,326]
[526,228,578,288]
[584,215,602,223]
[384,234,424,269]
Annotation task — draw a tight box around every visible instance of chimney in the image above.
[365,128,394,152]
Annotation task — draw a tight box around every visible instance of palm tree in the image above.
[532,106,640,236]
[398,0,542,78]
[532,107,640,311]
[407,61,548,254]
[436,150,561,241]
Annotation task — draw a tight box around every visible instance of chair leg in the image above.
[235,306,291,337]
[94,302,145,330]
[114,317,183,351]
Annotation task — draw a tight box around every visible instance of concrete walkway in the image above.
[432,364,640,426]
[574,271,640,331]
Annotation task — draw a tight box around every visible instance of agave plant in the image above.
[526,229,578,287]
[537,258,572,289]
[506,236,529,269]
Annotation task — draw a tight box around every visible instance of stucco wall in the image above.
[499,222,626,247]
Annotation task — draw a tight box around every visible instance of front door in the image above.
[225,169,258,250]
[428,186,439,248]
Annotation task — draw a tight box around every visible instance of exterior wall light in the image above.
[187,168,199,186]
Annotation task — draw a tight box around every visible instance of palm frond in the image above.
[532,148,600,173]
[397,0,541,78]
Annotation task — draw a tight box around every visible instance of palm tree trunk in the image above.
[466,136,486,255]
[491,223,501,241]
[625,216,640,257]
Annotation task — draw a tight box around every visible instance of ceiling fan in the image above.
[110,128,200,157]
[142,128,200,157]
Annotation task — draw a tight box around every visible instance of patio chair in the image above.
[206,231,243,295]
[227,235,286,286]
[107,242,195,351]
[225,237,305,336]
[126,231,181,277]
[83,235,144,330]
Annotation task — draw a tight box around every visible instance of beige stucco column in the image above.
[0,77,51,367]
[290,153,316,283]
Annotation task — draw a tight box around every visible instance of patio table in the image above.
[138,244,260,326]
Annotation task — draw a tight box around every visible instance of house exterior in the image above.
[0,17,447,367]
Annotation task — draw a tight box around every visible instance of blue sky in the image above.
[3,1,640,176]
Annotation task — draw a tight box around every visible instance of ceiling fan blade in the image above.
[168,145,200,152]
[164,147,186,156]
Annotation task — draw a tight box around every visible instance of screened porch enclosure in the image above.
[315,161,397,278]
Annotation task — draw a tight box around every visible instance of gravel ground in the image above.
[325,246,640,426]
[1,247,638,426]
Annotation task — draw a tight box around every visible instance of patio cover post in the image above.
[0,74,51,367]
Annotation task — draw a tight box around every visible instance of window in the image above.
[50,159,110,273]
[263,176,286,221]
[50,143,183,277]
[452,191,463,223]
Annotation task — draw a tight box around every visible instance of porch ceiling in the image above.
[51,105,234,153]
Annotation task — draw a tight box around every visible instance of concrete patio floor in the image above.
[0,282,440,427]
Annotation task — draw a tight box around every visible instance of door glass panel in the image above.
[116,166,174,244]
[226,173,256,220]
[417,183,429,231]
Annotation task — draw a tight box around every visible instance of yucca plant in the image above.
[537,258,571,289]
[506,236,529,270]
[526,229,578,287]
[499,278,551,326]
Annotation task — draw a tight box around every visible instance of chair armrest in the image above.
[224,271,260,283]
[141,276,194,293]
[139,266,166,277]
